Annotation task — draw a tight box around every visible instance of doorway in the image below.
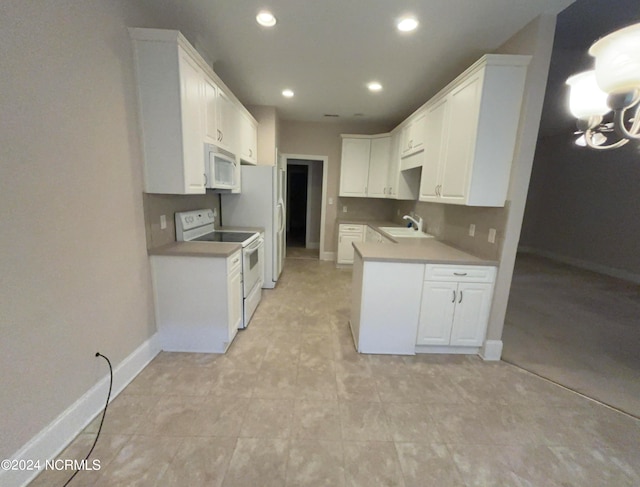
[283,156,326,260]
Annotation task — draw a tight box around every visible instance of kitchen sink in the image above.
[378,227,434,239]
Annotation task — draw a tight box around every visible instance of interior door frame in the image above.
[286,161,313,248]
[280,153,328,260]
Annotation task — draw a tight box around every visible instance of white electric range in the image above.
[175,209,264,328]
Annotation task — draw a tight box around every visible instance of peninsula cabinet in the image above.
[416,265,496,348]
[131,29,207,194]
[419,54,530,207]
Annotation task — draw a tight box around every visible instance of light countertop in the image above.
[148,226,263,258]
[148,241,241,258]
[338,219,497,266]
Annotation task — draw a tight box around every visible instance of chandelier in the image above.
[566,22,640,150]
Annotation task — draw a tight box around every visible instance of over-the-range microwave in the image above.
[205,143,236,190]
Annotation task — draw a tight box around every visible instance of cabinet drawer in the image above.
[339,224,364,234]
[425,264,495,283]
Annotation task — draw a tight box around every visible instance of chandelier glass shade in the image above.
[566,22,640,149]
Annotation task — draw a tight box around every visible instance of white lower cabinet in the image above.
[337,224,364,264]
[417,265,496,348]
[151,250,243,353]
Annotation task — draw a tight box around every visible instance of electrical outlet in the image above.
[342,205,347,213]
[160,214,167,230]
[396,209,400,216]
[469,224,475,237]
[488,228,496,243]
[328,197,333,205]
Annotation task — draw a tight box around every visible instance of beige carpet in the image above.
[503,253,640,418]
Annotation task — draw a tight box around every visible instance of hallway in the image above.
[503,253,640,417]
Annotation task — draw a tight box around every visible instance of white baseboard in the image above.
[480,340,503,361]
[306,242,320,250]
[415,345,480,355]
[518,246,640,284]
[3,334,161,487]
[320,251,335,262]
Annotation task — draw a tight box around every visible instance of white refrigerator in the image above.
[220,162,286,289]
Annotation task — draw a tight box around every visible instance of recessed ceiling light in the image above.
[282,89,294,98]
[367,82,383,92]
[397,17,419,32]
[256,11,276,27]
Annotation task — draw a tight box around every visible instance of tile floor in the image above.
[503,253,640,417]
[30,258,640,486]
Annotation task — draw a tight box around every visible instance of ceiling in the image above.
[538,0,640,137]
[139,0,573,126]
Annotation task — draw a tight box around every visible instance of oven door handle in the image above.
[245,238,264,255]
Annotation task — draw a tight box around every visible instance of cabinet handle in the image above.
[383,188,386,194]
[204,173,208,186]
[453,272,467,276]
[232,258,239,264]
[389,187,393,194]
[452,290,456,303]
[458,291,463,303]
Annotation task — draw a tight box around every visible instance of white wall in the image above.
[520,134,640,280]
[482,14,559,354]
[0,0,162,461]
[279,120,392,252]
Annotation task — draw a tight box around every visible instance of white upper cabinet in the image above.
[339,137,372,197]
[339,135,391,198]
[131,30,206,194]
[418,55,530,206]
[215,88,238,155]
[367,137,391,198]
[130,28,258,195]
[400,111,426,158]
[238,111,258,165]
[419,96,449,201]
[387,130,420,200]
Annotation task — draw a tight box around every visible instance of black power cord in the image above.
[62,352,113,487]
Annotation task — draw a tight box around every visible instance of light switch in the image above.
[160,214,167,230]
[342,205,348,213]
[488,228,496,243]
[469,224,476,237]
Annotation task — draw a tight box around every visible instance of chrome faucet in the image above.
[402,214,423,232]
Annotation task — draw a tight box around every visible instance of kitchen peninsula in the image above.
[349,224,497,356]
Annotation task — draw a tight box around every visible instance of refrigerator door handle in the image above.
[278,199,285,233]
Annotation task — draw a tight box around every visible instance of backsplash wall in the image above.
[337,197,395,222]
[392,200,508,261]
[143,192,221,249]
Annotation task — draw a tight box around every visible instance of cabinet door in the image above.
[449,282,493,346]
[203,77,218,144]
[337,233,362,264]
[416,281,456,345]
[367,137,390,197]
[216,89,237,154]
[401,112,426,157]
[339,138,371,197]
[419,97,448,202]
[178,49,206,193]
[386,131,401,198]
[239,113,257,164]
[439,74,482,203]
[227,263,242,337]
